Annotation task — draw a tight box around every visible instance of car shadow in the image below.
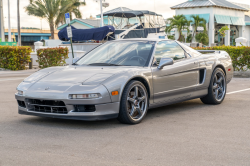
[147,99,205,117]
[20,99,208,129]
[21,116,123,130]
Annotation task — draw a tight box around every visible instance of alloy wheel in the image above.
[212,71,226,102]
[127,85,148,121]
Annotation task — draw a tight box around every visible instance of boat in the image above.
[99,8,167,39]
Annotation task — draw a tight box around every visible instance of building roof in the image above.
[171,0,249,12]
[75,18,100,28]
[57,19,100,30]
[246,15,250,22]
[231,2,250,10]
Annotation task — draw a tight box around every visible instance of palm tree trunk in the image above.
[49,19,55,39]
[178,30,182,41]
[191,26,196,43]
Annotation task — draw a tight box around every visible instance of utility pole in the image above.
[40,18,42,30]
[8,0,11,42]
[100,0,103,27]
[0,0,5,42]
[17,0,21,46]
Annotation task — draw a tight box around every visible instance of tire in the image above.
[200,67,227,105]
[117,80,149,124]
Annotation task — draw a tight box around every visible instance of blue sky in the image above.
[2,0,250,29]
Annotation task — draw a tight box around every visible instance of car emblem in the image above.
[45,87,50,90]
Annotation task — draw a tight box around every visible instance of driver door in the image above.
[151,41,199,104]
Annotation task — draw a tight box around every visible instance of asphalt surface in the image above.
[0,70,250,166]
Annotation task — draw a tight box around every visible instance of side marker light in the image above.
[111,91,119,96]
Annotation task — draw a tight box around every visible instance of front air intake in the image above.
[74,105,96,112]
[26,99,68,114]
[17,100,26,108]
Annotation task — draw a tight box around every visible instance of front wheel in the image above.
[117,80,148,124]
[201,68,227,105]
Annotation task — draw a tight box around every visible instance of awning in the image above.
[231,16,245,26]
[215,15,245,25]
[215,14,232,25]
[184,14,210,24]
[246,22,250,26]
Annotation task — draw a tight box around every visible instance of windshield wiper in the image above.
[88,63,121,66]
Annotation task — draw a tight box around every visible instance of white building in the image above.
[170,0,250,46]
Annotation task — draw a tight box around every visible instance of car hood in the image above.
[18,65,145,95]
[22,65,140,92]
[32,66,133,84]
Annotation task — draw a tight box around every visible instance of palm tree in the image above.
[55,0,86,27]
[218,26,230,45]
[195,32,209,45]
[166,15,191,41]
[190,15,207,42]
[25,0,85,39]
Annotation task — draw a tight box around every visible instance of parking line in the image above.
[227,88,250,95]
[0,78,24,82]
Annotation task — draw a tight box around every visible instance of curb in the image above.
[0,68,11,71]
[234,71,250,78]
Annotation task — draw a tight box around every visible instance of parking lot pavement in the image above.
[0,71,250,166]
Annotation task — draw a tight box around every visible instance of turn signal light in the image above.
[17,90,23,96]
[111,91,119,96]
[228,68,231,71]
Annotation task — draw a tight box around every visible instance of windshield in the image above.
[76,41,155,67]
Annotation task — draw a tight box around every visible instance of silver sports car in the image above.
[16,39,233,124]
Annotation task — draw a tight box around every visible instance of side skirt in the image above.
[149,89,208,109]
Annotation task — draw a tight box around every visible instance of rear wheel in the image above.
[117,80,148,124]
[201,68,226,105]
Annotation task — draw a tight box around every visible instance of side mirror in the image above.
[157,58,174,69]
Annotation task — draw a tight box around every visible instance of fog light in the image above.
[69,93,101,99]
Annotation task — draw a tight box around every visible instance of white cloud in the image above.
[2,0,250,29]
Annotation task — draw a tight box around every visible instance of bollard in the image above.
[29,58,33,69]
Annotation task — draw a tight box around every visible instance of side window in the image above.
[177,41,201,57]
[154,41,186,65]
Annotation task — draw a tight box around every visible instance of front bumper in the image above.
[16,94,120,121]
[18,109,118,121]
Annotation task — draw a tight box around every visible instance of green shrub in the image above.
[186,34,192,43]
[194,46,250,71]
[0,46,31,70]
[195,32,209,45]
[37,47,69,69]
[167,35,175,40]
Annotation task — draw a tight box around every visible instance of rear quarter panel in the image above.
[201,51,233,89]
